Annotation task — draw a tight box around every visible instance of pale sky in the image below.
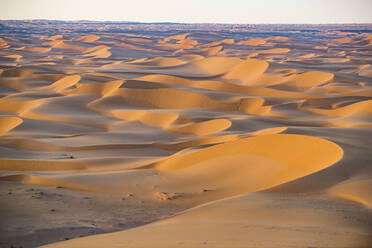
[0,0,371,24]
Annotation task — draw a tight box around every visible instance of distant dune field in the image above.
[0,22,371,248]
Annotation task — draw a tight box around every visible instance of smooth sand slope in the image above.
[0,24,371,248]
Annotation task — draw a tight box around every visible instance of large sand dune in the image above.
[0,22,371,248]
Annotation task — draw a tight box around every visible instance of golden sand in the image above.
[0,27,371,248]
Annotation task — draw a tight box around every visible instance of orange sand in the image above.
[0,28,371,248]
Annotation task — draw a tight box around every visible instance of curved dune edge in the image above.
[238,97,271,115]
[0,174,92,191]
[41,134,344,248]
[75,34,100,43]
[40,192,369,248]
[149,134,343,198]
[83,45,112,58]
[42,39,111,58]
[172,56,242,76]
[115,87,232,110]
[0,98,42,115]
[238,38,267,46]
[127,57,188,67]
[23,46,52,53]
[0,116,23,135]
[257,48,291,54]
[328,177,372,208]
[223,59,269,85]
[0,127,286,154]
[112,110,179,128]
[63,80,124,97]
[0,138,153,153]
[272,71,334,91]
[154,134,342,172]
[103,56,243,77]
[246,126,288,136]
[135,74,315,100]
[300,99,372,117]
[167,119,231,136]
[154,134,239,150]
[40,75,81,93]
[200,45,223,56]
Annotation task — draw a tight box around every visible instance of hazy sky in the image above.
[0,0,371,24]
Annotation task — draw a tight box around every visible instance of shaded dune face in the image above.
[0,24,371,248]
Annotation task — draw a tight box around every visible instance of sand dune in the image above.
[112,110,179,128]
[40,75,81,92]
[0,24,371,248]
[64,80,123,97]
[0,116,23,135]
[328,177,372,208]
[200,45,224,56]
[272,71,334,91]
[224,59,269,84]
[163,33,189,42]
[168,56,242,76]
[154,134,342,172]
[102,56,243,77]
[253,48,291,56]
[238,38,267,46]
[300,99,372,117]
[135,74,313,99]
[75,35,100,43]
[158,34,198,50]
[43,192,371,248]
[83,45,111,58]
[0,96,42,115]
[115,87,232,110]
[332,37,354,44]
[46,34,63,40]
[167,119,231,135]
[23,46,52,53]
[238,97,271,115]
[127,57,187,67]
[0,37,9,48]
[246,126,288,136]
[154,134,239,150]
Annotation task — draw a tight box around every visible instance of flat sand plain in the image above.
[0,23,371,248]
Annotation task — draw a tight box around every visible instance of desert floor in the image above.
[0,22,371,248]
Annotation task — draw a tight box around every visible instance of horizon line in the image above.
[0,19,371,25]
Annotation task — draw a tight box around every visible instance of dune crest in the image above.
[155,134,342,172]
[41,134,348,248]
[328,178,372,208]
[167,119,231,135]
[40,75,81,92]
[75,35,100,43]
[272,71,334,91]
[224,59,269,85]
[0,116,23,135]
[112,110,179,128]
